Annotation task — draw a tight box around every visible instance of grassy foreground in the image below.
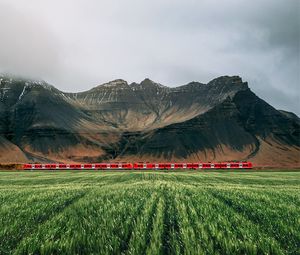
[0,171,299,255]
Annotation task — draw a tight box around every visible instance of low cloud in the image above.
[0,0,299,114]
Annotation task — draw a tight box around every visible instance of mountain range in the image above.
[0,74,299,167]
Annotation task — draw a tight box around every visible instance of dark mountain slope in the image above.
[232,89,300,147]
[0,136,28,162]
[0,76,117,162]
[113,89,300,166]
[112,97,257,160]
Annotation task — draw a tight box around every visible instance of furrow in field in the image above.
[183,191,216,254]
[174,190,203,254]
[185,187,284,255]
[145,196,165,255]
[210,188,300,254]
[0,188,87,255]
[161,185,183,255]
[126,190,159,254]
[14,186,152,255]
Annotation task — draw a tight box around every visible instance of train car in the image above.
[93,163,134,170]
[134,163,162,170]
[121,163,133,169]
[201,163,211,169]
[229,162,249,169]
[242,162,253,169]
[133,163,175,170]
[163,163,171,169]
[174,163,183,169]
[23,164,33,170]
[68,164,80,169]
[221,163,231,169]
[158,163,166,169]
[94,163,107,169]
[33,164,42,169]
[146,163,156,169]
[214,163,221,169]
[229,163,238,169]
[133,163,144,169]
[83,164,93,169]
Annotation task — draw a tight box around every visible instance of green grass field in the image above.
[0,171,299,255]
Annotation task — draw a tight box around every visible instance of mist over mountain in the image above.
[0,74,299,167]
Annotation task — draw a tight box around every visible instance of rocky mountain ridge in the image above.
[0,74,299,167]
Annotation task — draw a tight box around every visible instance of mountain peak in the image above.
[207,76,248,92]
[102,79,128,87]
[208,75,243,85]
[141,78,154,83]
[91,79,128,90]
[140,78,167,88]
[0,75,55,92]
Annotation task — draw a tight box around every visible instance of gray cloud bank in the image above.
[0,0,299,114]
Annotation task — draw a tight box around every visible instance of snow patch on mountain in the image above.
[18,84,28,100]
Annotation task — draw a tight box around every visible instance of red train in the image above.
[23,162,253,170]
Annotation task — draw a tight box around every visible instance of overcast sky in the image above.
[0,0,299,114]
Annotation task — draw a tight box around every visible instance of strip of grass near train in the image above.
[0,171,299,255]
